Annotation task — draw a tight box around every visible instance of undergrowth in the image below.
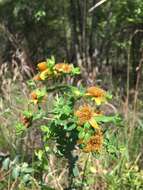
[0,57,143,190]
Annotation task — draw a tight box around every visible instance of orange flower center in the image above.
[75,105,94,124]
[30,92,38,100]
[86,86,105,97]
[37,62,48,71]
[83,130,103,152]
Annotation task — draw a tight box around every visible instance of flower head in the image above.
[75,105,99,129]
[83,130,103,152]
[20,115,32,128]
[33,74,42,81]
[39,68,52,80]
[30,91,38,104]
[54,63,73,73]
[86,86,106,105]
[30,88,47,104]
[37,61,48,71]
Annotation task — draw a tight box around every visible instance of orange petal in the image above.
[37,62,48,71]
[33,74,42,81]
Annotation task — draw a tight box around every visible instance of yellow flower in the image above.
[54,63,73,73]
[39,68,52,80]
[75,105,99,129]
[86,86,106,105]
[37,61,48,71]
[30,91,38,104]
[83,130,103,153]
[33,74,42,81]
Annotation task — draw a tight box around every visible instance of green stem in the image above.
[81,153,90,190]
[46,84,71,92]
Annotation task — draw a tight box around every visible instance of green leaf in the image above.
[79,130,85,139]
[35,10,46,21]
[27,79,36,87]
[23,110,33,118]
[35,150,43,161]
[106,92,113,99]
[36,88,47,99]
[77,126,82,131]
[47,56,55,69]
[40,125,50,133]
[67,123,76,131]
[15,123,26,135]
[73,165,79,177]
[70,86,84,97]
[72,67,81,75]
[22,174,31,183]
[84,122,90,129]
[21,163,34,173]
[84,133,91,142]
[33,110,45,120]
[12,166,21,179]
[2,157,10,170]
[95,115,121,124]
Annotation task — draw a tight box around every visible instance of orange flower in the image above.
[33,74,42,81]
[20,115,32,128]
[54,63,73,73]
[86,86,106,105]
[37,61,48,71]
[39,68,52,80]
[83,130,103,153]
[75,105,99,129]
[30,91,38,104]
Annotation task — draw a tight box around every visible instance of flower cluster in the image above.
[33,58,79,81]
[74,86,108,153]
[17,56,115,156]
[30,88,47,104]
[86,86,106,105]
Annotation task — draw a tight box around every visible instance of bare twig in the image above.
[127,30,143,139]
[132,48,143,130]
[126,30,143,119]
[10,179,18,190]
[89,0,107,13]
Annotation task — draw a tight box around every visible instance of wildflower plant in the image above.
[15,56,120,189]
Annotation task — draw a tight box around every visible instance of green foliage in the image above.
[106,163,143,190]
[15,122,26,135]
[12,56,121,189]
[0,156,35,188]
[1,0,143,188]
